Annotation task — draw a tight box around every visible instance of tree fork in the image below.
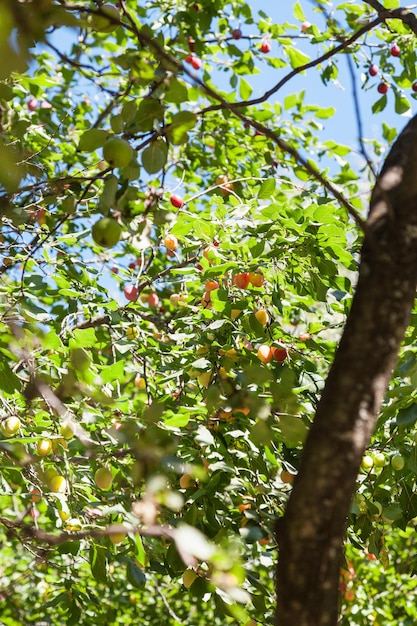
[275,114,417,626]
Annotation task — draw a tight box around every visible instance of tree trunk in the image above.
[275,114,417,626]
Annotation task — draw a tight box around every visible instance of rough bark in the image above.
[275,114,417,626]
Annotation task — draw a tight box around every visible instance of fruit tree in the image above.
[1,1,417,625]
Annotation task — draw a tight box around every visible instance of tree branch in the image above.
[1,519,176,545]
[363,1,417,35]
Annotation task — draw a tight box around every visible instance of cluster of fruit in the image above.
[369,44,417,94]
[361,451,405,471]
[123,286,160,305]
[200,270,264,307]
[257,344,288,364]
[232,271,264,289]
[0,415,120,528]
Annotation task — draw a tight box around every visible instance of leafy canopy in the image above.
[0,1,416,624]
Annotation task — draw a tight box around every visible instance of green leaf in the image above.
[372,94,387,114]
[122,100,137,123]
[164,78,189,103]
[99,174,119,210]
[323,140,350,156]
[315,107,335,119]
[134,100,165,132]
[78,129,108,151]
[396,404,417,426]
[257,178,276,199]
[0,140,24,191]
[165,111,197,145]
[164,411,190,427]
[89,544,108,583]
[100,360,124,383]
[67,602,82,626]
[187,575,210,598]
[382,123,397,142]
[13,120,30,139]
[110,113,124,134]
[69,328,97,348]
[314,204,336,223]
[293,1,306,21]
[239,78,253,100]
[278,415,307,447]
[0,84,14,101]
[244,365,272,385]
[286,47,310,69]
[394,92,410,115]
[142,140,168,174]
[57,541,80,555]
[133,532,146,567]
[127,560,146,588]
[284,93,298,110]
[0,363,21,393]
[382,504,403,522]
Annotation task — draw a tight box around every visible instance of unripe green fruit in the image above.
[361,455,373,470]
[92,217,122,248]
[60,423,75,440]
[391,454,405,471]
[373,453,386,468]
[1,416,21,437]
[103,137,133,168]
[94,467,113,490]
[49,475,67,493]
[42,467,58,484]
[355,494,367,513]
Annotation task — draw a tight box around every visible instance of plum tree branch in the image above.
[1,518,177,545]
[363,0,417,34]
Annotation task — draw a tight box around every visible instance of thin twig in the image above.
[155,579,185,624]
[346,42,378,178]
